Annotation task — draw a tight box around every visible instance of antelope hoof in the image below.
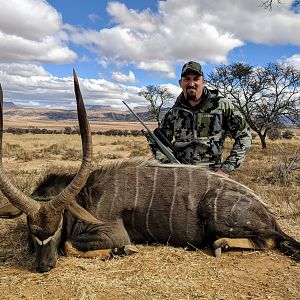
[63,241,80,257]
[213,239,229,257]
[213,239,229,250]
[111,244,139,257]
[214,247,222,257]
[124,244,139,255]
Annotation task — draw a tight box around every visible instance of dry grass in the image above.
[229,138,300,218]
[0,133,300,300]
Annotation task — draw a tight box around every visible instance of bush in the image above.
[62,148,82,161]
[271,146,300,185]
[130,130,143,136]
[267,128,281,140]
[5,127,144,136]
[64,126,72,135]
[42,144,64,155]
[104,153,123,159]
[281,130,294,139]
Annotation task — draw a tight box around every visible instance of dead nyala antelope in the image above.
[1,76,300,274]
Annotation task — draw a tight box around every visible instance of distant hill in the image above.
[2,102,298,133]
[2,105,169,123]
[86,104,112,110]
[279,116,300,127]
[3,101,19,109]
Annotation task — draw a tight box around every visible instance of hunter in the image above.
[148,61,252,177]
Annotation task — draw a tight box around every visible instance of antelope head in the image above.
[0,70,102,272]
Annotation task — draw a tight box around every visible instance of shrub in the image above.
[62,148,82,161]
[129,143,150,157]
[130,130,143,136]
[42,144,63,155]
[281,130,294,139]
[267,128,281,140]
[64,126,72,135]
[104,153,123,159]
[271,146,300,185]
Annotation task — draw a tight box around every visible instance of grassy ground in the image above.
[0,133,299,300]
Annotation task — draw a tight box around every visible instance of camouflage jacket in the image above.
[156,87,252,173]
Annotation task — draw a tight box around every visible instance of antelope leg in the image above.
[63,241,138,259]
[111,244,139,256]
[63,241,111,259]
[213,237,256,257]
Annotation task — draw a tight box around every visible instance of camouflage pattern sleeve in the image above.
[220,99,252,174]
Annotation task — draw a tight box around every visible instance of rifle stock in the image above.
[122,101,180,164]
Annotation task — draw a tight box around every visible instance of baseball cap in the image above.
[181,61,203,77]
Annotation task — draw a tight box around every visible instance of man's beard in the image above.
[186,88,197,101]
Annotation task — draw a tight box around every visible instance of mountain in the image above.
[86,104,112,110]
[3,101,19,109]
[1,104,170,131]
[2,106,169,122]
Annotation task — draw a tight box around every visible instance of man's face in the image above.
[179,71,205,105]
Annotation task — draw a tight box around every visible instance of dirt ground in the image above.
[0,217,299,300]
[0,138,300,299]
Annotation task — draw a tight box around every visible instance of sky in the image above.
[0,0,300,110]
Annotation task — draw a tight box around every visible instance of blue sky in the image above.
[0,0,299,109]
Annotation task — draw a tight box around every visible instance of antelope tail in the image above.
[273,220,300,262]
[279,237,300,262]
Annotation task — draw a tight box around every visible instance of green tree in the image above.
[208,62,300,148]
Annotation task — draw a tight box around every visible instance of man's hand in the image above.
[215,169,229,178]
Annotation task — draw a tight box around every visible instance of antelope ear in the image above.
[0,203,23,218]
[67,201,105,225]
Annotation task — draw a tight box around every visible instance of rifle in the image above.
[122,101,180,164]
[153,128,188,164]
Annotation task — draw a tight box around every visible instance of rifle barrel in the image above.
[122,101,152,131]
[122,101,180,164]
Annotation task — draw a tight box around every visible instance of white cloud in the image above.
[0,63,50,77]
[159,83,181,98]
[199,0,300,45]
[107,2,159,33]
[283,54,300,69]
[137,61,174,73]
[0,63,143,109]
[0,0,76,63]
[160,72,177,79]
[0,0,60,40]
[1,1,299,109]
[88,13,100,23]
[66,0,244,73]
[111,71,137,83]
[65,0,300,75]
[1,0,299,75]
[78,55,91,63]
